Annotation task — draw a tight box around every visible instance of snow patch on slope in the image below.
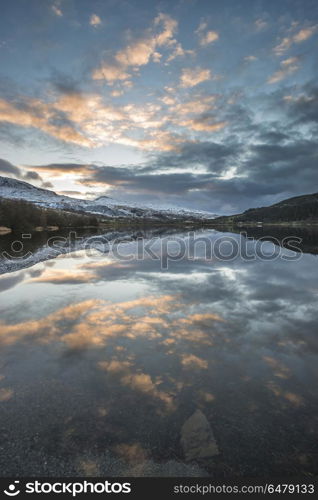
[0,176,217,220]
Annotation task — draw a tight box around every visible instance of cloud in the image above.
[0,157,47,185]
[2,76,318,215]
[199,31,219,46]
[244,55,258,63]
[23,170,43,181]
[147,141,242,174]
[274,24,318,55]
[166,43,195,63]
[115,40,157,67]
[284,84,318,125]
[0,97,92,147]
[73,89,318,212]
[273,37,292,56]
[92,13,180,83]
[267,57,300,84]
[54,92,125,123]
[0,92,171,150]
[90,14,102,27]
[111,89,124,97]
[1,86,223,152]
[154,12,178,47]
[195,21,219,46]
[106,129,184,152]
[167,94,216,115]
[29,163,93,176]
[72,140,242,198]
[83,168,211,194]
[29,269,96,284]
[51,2,62,17]
[180,68,211,88]
[240,135,318,201]
[0,158,20,176]
[49,72,81,96]
[59,190,83,196]
[42,181,54,188]
[181,354,208,370]
[92,64,130,84]
[179,117,227,132]
[293,26,318,43]
[3,83,318,214]
[0,274,24,293]
[254,18,268,32]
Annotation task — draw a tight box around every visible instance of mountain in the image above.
[0,175,216,222]
[214,192,318,225]
[0,176,62,202]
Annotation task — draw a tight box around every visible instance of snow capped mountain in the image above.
[0,176,61,202]
[0,175,217,220]
[92,196,111,204]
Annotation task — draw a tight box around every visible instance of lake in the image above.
[0,228,317,477]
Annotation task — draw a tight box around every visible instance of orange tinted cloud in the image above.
[180,118,226,132]
[196,21,219,46]
[181,353,208,369]
[274,24,317,55]
[93,13,190,83]
[0,98,92,147]
[180,68,211,88]
[267,57,300,84]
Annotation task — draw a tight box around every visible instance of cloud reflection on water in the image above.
[0,230,318,477]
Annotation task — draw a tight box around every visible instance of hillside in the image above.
[0,197,101,232]
[0,176,216,228]
[214,192,318,225]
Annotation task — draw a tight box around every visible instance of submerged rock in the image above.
[181,409,219,461]
[0,226,12,235]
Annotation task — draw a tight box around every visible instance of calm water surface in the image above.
[0,229,317,477]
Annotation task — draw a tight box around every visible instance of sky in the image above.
[0,0,318,214]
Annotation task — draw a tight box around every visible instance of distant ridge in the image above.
[0,175,216,221]
[215,192,318,225]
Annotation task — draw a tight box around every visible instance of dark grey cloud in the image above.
[85,167,214,194]
[0,158,21,176]
[256,130,289,144]
[41,181,54,188]
[23,170,43,181]
[287,84,318,126]
[144,140,242,175]
[242,139,318,193]
[49,71,82,96]
[0,274,25,292]
[0,157,49,187]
